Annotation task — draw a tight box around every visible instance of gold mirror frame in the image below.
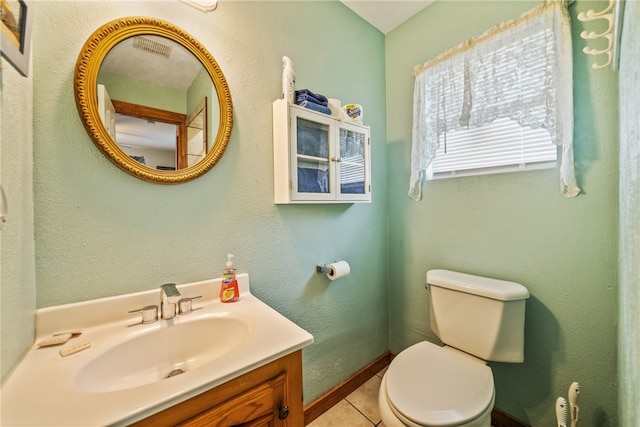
[74,16,233,184]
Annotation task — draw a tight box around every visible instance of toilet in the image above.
[379,269,530,427]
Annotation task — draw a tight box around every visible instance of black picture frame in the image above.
[1,0,33,77]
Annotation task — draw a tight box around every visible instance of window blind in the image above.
[430,118,558,178]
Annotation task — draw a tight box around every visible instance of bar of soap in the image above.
[59,342,91,357]
[54,330,82,337]
[37,333,73,348]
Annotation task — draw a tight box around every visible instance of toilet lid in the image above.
[386,341,494,426]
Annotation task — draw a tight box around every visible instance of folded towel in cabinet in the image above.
[298,167,329,193]
[296,89,328,106]
[298,100,332,115]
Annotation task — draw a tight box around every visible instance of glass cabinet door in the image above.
[291,112,334,201]
[337,123,369,200]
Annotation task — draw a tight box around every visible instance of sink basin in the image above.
[74,313,254,393]
[2,273,313,426]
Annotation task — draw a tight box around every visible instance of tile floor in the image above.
[308,368,387,427]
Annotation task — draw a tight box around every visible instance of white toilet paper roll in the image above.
[326,261,351,280]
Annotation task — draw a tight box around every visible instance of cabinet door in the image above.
[178,373,286,427]
[336,122,370,202]
[290,108,336,202]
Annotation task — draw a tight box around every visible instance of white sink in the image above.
[1,274,313,427]
[75,313,254,393]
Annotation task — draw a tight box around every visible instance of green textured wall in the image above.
[385,1,618,425]
[28,0,388,404]
[0,45,37,381]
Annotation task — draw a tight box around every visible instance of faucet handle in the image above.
[178,296,203,315]
[128,305,158,326]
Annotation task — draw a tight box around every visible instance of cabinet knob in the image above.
[278,405,290,420]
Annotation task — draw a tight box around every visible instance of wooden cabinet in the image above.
[131,351,303,427]
[178,373,286,427]
[273,99,371,204]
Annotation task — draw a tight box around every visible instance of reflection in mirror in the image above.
[187,98,208,167]
[114,104,183,170]
[118,118,176,169]
[74,17,232,184]
[97,35,215,171]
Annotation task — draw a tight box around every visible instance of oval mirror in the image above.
[74,17,233,183]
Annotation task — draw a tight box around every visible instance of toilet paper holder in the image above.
[316,261,351,281]
[316,264,331,274]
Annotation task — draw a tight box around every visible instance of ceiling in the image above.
[340,0,434,34]
[100,35,202,92]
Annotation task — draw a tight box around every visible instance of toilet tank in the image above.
[427,269,530,363]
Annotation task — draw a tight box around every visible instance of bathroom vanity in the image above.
[0,274,313,426]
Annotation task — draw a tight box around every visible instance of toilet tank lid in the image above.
[427,269,529,301]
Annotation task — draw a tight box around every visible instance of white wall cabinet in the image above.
[273,99,371,204]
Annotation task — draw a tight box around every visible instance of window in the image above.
[409,0,579,200]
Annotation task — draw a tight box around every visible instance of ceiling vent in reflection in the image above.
[133,36,172,58]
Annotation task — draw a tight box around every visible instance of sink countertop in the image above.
[1,273,314,426]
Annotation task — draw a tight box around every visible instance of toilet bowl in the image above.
[379,341,494,427]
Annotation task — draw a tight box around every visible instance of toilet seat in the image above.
[385,341,494,426]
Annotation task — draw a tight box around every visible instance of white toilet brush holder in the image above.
[556,397,568,427]
[568,382,580,427]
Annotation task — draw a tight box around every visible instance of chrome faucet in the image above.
[160,283,181,319]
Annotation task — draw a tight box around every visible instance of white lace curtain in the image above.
[409,0,580,201]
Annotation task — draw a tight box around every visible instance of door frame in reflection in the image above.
[111,100,188,169]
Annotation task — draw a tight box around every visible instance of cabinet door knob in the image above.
[278,405,290,420]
